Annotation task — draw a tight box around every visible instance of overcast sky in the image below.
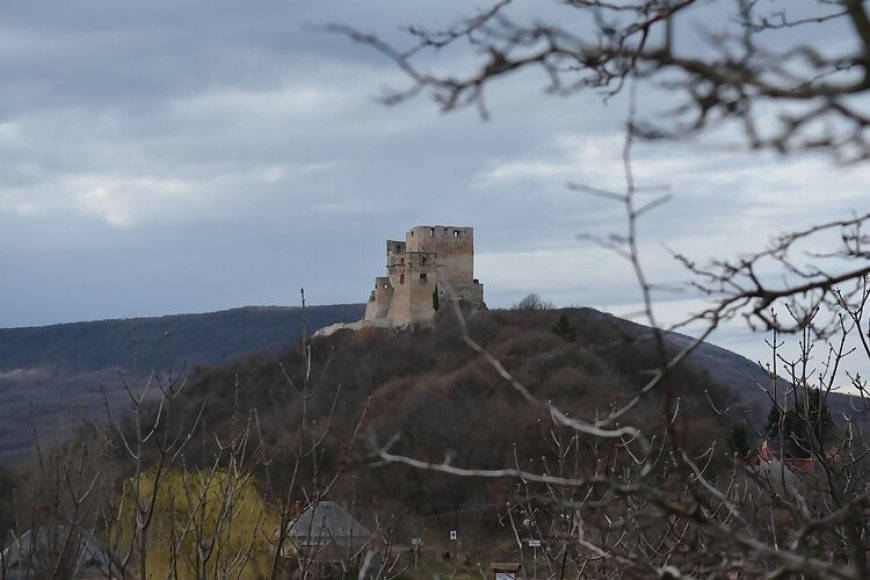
[1,1,868,378]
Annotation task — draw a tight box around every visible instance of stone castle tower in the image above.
[363,225,485,326]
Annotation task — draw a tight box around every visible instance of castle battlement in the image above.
[364,225,485,326]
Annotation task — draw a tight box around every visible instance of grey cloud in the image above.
[0,0,866,385]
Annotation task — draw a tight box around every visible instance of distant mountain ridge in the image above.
[0,304,365,374]
[596,311,869,429]
[684,334,868,430]
[0,304,365,465]
[586,310,868,428]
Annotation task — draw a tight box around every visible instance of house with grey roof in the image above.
[1,525,113,579]
[286,501,374,563]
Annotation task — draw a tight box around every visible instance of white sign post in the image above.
[527,540,542,579]
[411,538,422,574]
[449,529,459,567]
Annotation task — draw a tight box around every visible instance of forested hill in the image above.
[174,307,869,480]
[3,306,867,541]
[0,304,365,465]
[3,303,864,468]
[154,307,760,528]
[150,307,866,533]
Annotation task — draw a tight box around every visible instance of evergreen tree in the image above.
[551,315,577,343]
[765,404,782,439]
[768,388,836,458]
[729,422,751,457]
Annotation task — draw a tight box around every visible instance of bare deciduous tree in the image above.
[331,0,870,162]
[331,2,870,577]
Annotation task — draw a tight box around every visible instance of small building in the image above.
[286,501,373,563]
[490,561,522,579]
[757,439,815,471]
[1,525,113,579]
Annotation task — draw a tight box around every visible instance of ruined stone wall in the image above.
[387,239,406,257]
[364,276,393,320]
[447,281,484,304]
[363,225,483,326]
[364,241,406,322]
[405,252,437,323]
[406,226,474,284]
[385,246,409,324]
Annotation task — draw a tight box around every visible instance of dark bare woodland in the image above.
[0,303,757,578]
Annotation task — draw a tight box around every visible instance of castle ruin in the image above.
[363,225,485,326]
